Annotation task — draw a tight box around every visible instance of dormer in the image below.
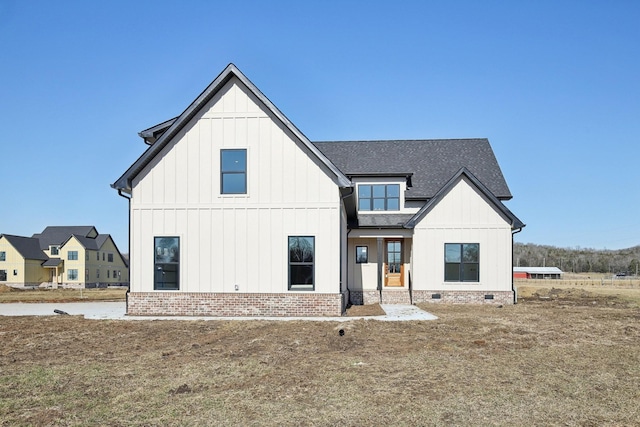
[349,174,413,214]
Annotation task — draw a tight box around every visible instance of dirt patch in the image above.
[345,303,385,316]
[1,294,639,426]
[0,287,126,303]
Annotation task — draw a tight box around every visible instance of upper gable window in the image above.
[221,149,247,194]
[358,184,400,211]
[50,246,59,255]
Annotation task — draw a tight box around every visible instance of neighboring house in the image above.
[513,267,563,280]
[112,64,524,317]
[0,226,129,288]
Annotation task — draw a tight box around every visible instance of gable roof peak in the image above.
[404,167,525,230]
[113,63,350,193]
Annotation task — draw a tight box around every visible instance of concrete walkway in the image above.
[0,301,437,321]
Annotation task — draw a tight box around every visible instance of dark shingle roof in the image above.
[42,258,63,267]
[70,234,110,250]
[313,139,512,200]
[358,214,415,228]
[32,226,98,250]
[1,234,48,260]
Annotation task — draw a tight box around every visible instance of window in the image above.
[358,184,400,211]
[85,269,89,281]
[107,270,110,278]
[13,269,18,276]
[68,251,78,261]
[155,237,179,290]
[97,252,99,261]
[50,246,59,255]
[113,270,117,279]
[0,270,7,281]
[108,253,113,263]
[97,269,100,278]
[0,252,5,261]
[68,269,78,280]
[288,236,314,291]
[221,149,247,194]
[102,252,105,261]
[445,243,479,282]
[356,246,368,264]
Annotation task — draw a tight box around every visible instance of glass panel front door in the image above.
[385,240,403,287]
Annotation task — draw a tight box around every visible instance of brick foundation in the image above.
[412,290,514,305]
[350,289,514,305]
[127,292,345,317]
[349,290,381,305]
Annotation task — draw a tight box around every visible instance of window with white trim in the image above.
[358,184,400,211]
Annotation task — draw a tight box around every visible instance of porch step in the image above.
[380,289,411,304]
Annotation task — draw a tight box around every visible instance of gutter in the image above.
[116,190,132,314]
[511,226,524,304]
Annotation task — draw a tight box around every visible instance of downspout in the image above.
[511,226,523,304]
[340,186,355,312]
[117,189,132,314]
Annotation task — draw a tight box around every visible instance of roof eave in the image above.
[112,64,351,193]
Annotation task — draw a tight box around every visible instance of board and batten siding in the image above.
[411,176,513,292]
[130,77,343,294]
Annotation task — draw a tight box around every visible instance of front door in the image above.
[385,239,403,287]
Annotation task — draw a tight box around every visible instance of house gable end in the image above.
[113,64,350,194]
[406,168,524,230]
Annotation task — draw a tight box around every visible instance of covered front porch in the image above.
[42,258,63,288]
[347,229,413,305]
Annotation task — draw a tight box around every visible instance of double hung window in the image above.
[68,251,78,261]
[221,149,247,194]
[154,237,179,290]
[288,236,315,290]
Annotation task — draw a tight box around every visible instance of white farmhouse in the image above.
[112,64,524,316]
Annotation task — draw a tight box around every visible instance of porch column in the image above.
[376,237,383,292]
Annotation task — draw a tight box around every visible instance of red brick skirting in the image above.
[412,290,514,304]
[127,292,345,317]
[350,289,513,305]
[349,290,380,305]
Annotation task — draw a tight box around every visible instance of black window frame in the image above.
[0,270,6,281]
[220,149,247,194]
[358,184,400,211]
[444,243,480,282]
[154,236,180,290]
[355,246,369,264]
[0,251,5,261]
[288,236,315,291]
[108,253,113,263]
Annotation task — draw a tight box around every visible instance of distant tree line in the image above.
[514,243,640,275]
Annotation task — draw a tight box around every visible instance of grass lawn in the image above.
[1,282,639,426]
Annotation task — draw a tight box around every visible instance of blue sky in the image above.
[1,0,638,252]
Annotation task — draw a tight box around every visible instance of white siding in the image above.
[412,176,513,291]
[130,77,342,294]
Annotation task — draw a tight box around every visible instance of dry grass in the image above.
[1,289,639,426]
[0,285,127,303]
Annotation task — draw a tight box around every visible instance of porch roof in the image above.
[42,258,63,267]
[357,214,415,228]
